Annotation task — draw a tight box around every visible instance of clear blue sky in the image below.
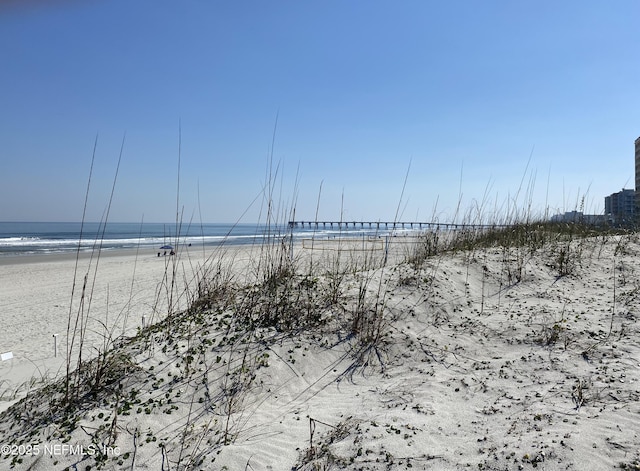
[2,1,639,223]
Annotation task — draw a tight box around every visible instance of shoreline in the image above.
[0,240,260,266]
[0,247,154,266]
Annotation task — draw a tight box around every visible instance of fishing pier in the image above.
[287,221,504,230]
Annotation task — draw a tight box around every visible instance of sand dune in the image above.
[1,231,639,470]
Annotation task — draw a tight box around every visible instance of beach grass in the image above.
[1,145,640,469]
[3,211,640,469]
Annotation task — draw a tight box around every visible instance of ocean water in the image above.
[0,221,394,257]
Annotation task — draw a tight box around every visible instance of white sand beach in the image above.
[0,250,180,408]
[0,245,258,410]
[0,231,639,470]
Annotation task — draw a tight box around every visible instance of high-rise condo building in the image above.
[635,137,640,208]
[605,188,636,225]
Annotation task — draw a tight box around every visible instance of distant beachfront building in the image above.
[550,211,604,225]
[605,188,635,225]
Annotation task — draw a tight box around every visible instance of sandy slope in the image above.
[0,250,194,410]
[0,234,639,470]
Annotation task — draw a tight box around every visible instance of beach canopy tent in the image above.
[160,245,174,250]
